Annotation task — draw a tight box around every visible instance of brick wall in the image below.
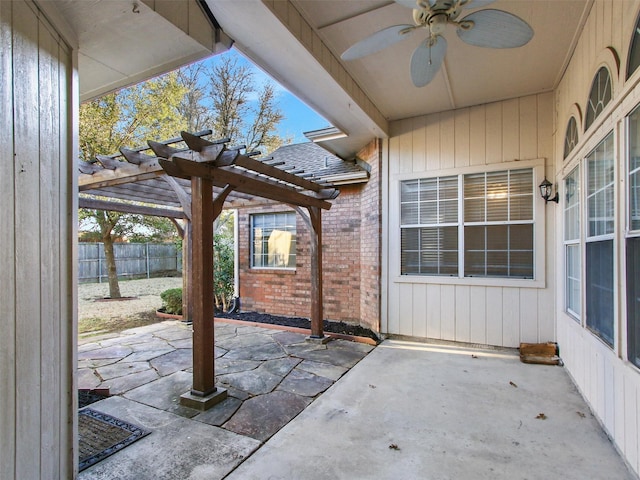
[357,140,382,332]
[236,140,382,332]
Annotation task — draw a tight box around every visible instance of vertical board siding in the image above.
[426,284,441,338]
[412,284,427,338]
[39,18,60,477]
[388,92,554,348]
[454,285,470,343]
[469,105,486,166]
[469,287,487,344]
[0,1,16,478]
[14,3,43,478]
[1,1,75,478]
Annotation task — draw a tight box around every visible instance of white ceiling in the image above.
[51,0,223,102]
[209,0,592,156]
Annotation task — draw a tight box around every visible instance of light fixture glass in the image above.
[539,177,559,204]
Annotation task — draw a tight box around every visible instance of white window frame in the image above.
[250,211,297,270]
[584,131,615,348]
[626,105,640,367]
[393,159,546,288]
[563,165,581,321]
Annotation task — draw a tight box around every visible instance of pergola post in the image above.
[179,176,227,409]
[308,206,324,339]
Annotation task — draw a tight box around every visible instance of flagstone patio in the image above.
[78,319,374,478]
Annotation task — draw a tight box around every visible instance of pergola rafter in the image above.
[78,130,339,411]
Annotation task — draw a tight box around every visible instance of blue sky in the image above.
[199,48,331,144]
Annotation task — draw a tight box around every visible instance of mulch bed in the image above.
[216,311,380,342]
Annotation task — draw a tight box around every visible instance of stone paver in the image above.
[99,368,160,395]
[223,390,311,441]
[193,396,243,426]
[78,319,374,477]
[149,348,193,376]
[124,371,199,418]
[277,368,333,397]
[96,361,152,381]
[296,359,348,381]
[223,342,287,361]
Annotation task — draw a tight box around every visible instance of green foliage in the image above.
[160,288,183,315]
[214,233,235,311]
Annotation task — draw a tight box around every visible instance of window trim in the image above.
[563,165,582,321]
[584,131,616,349]
[392,158,546,288]
[249,211,297,270]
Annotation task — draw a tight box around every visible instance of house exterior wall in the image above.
[237,141,381,331]
[383,93,556,348]
[358,140,382,332]
[0,1,77,478]
[554,1,640,475]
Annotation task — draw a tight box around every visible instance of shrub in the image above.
[160,288,183,315]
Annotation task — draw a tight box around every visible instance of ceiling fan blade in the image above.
[462,0,495,9]
[342,24,415,61]
[395,0,438,8]
[410,36,447,87]
[395,0,420,8]
[457,9,533,48]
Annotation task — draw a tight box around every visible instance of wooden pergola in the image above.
[79,130,338,409]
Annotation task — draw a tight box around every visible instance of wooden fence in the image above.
[79,242,182,283]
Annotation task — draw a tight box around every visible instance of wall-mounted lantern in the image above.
[539,177,559,204]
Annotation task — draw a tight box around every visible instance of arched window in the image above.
[585,67,612,131]
[564,116,578,159]
[628,12,640,79]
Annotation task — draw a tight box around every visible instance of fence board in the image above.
[78,242,182,283]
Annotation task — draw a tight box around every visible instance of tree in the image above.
[79,73,187,298]
[176,63,215,133]
[184,55,288,154]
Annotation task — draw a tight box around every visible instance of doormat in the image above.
[78,408,150,472]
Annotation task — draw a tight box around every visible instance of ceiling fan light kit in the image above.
[341,0,534,87]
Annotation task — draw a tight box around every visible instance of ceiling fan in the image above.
[341,0,534,87]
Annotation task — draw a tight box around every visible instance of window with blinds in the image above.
[400,168,534,279]
[400,176,458,275]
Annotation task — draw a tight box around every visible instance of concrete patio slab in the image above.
[78,396,260,480]
[226,340,635,480]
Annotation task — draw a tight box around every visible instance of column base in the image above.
[180,387,227,411]
[306,335,331,345]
